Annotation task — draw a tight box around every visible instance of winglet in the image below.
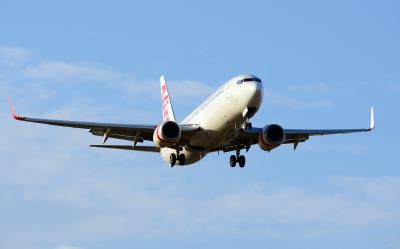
[369,107,375,130]
[7,97,24,121]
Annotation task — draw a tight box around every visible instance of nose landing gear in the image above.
[242,116,253,130]
[244,121,252,130]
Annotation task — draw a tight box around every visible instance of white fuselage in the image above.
[160,74,263,165]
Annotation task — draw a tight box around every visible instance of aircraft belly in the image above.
[188,106,245,150]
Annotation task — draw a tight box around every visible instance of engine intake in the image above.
[258,124,285,151]
[153,121,181,147]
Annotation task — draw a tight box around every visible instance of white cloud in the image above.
[169,79,214,100]
[333,176,400,205]
[0,46,398,248]
[18,56,211,101]
[24,61,118,82]
[24,187,96,208]
[302,142,369,155]
[191,183,394,229]
[121,77,214,107]
[286,82,336,93]
[55,245,84,249]
[6,132,394,240]
[15,55,212,105]
[265,89,335,110]
[0,47,213,126]
[14,175,399,239]
[0,46,32,65]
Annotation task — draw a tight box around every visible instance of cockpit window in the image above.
[237,77,262,84]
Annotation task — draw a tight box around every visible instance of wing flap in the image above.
[90,145,160,152]
[284,128,371,136]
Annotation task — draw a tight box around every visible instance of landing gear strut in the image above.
[229,149,246,168]
[244,121,252,130]
[243,117,252,130]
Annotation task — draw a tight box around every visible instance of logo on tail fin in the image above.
[160,75,176,121]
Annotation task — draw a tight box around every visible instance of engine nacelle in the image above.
[258,124,285,151]
[153,121,181,147]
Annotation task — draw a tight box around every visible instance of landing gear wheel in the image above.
[170,153,177,167]
[230,155,237,167]
[238,155,246,168]
[178,154,186,165]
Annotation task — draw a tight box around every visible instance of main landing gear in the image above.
[229,150,245,168]
[170,149,185,167]
[230,118,251,167]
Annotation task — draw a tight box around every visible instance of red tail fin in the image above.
[160,75,176,121]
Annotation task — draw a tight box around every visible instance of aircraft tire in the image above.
[170,153,177,167]
[178,154,186,165]
[230,155,237,167]
[238,155,245,168]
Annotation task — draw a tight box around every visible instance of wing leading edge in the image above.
[284,107,375,136]
[8,97,200,145]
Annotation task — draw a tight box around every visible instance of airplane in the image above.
[8,74,375,167]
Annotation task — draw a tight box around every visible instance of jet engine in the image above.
[258,124,285,151]
[153,121,182,147]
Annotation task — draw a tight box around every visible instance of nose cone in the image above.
[245,80,263,107]
[246,80,263,95]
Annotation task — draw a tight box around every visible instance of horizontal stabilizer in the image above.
[91,145,160,152]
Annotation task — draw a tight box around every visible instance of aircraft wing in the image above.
[219,107,375,152]
[8,98,200,144]
[283,107,374,143]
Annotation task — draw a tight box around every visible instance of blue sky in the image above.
[0,1,399,249]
